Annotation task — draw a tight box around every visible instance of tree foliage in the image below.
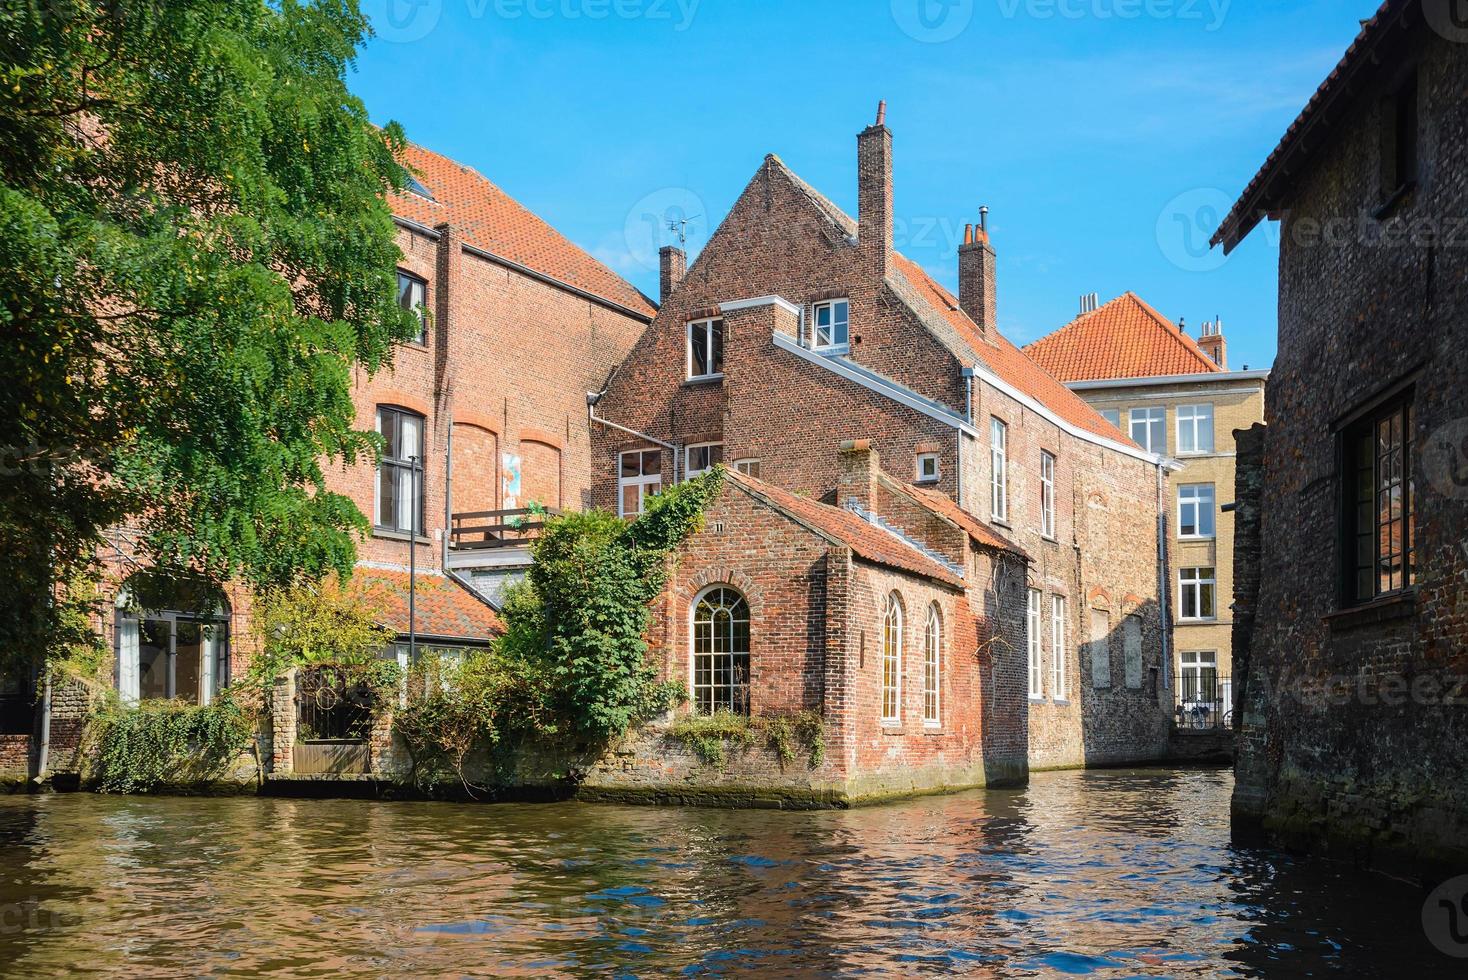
[0,0,419,674]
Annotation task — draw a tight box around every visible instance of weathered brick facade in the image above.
[593,110,1173,772]
[1219,3,1468,873]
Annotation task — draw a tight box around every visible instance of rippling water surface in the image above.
[0,768,1455,977]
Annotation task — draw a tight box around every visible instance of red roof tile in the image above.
[1022,292,1223,382]
[889,254,1139,447]
[726,471,965,589]
[880,477,1029,560]
[342,567,503,642]
[391,142,656,318]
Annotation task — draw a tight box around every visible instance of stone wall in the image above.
[1232,24,1468,874]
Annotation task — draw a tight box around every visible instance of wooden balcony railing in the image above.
[449,507,560,551]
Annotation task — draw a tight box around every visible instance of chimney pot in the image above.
[958,214,996,333]
[1197,316,1228,369]
[875,100,887,127]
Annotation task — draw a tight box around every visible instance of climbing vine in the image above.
[667,710,826,770]
[91,694,254,793]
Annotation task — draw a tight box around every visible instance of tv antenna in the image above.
[666,215,700,248]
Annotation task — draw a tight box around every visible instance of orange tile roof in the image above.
[726,471,965,589]
[342,567,503,642]
[390,142,656,318]
[1022,292,1223,383]
[879,476,1028,560]
[889,254,1138,447]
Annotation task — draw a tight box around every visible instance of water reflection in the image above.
[0,769,1456,976]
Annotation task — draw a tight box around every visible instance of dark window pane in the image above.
[139,619,169,700]
[711,320,724,374]
[175,622,203,705]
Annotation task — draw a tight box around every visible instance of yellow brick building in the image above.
[1026,293,1267,725]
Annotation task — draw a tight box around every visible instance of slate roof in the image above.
[1023,292,1223,382]
[391,141,656,318]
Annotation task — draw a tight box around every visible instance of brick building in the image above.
[2,139,654,784]
[1214,0,1468,872]
[1027,293,1268,728]
[592,106,1176,774]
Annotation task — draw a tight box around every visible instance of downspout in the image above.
[960,368,976,512]
[586,393,681,475]
[34,672,51,782]
[1156,461,1172,691]
[443,418,454,568]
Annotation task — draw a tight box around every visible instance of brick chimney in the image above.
[857,101,892,278]
[838,439,880,514]
[658,245,686,305]
[958,208,996,334]
[1198,317,1227,369]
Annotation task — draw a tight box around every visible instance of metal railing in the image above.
[1175,674,1232,730]
[449,507,561,552]
[296,667,374,742]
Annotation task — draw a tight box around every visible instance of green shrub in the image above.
[93,695,254,793]
[667,710,826,769]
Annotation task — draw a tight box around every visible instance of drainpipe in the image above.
[34,672,51,782]
[586,393,681,483]
[1155,461,1172,691]
[443,421,454,568]
[959,368,976,512]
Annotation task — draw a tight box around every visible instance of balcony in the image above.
[449,508,561,552]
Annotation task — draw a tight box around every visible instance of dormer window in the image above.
[397,270,428,345]
[812,299,849,352]
[406,175,435,201]
[687,318,724,380]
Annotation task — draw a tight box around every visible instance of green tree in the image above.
[0,1,418,674]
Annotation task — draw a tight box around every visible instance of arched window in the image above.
[115,581,230,707]
[691,586,750,715]
[923,604,941,727]
[881,592,903,724]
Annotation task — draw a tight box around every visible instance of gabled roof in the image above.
[343,567,503,642]
[725,471,965,589]
[879,476,1029,561]
[391,141,656,319]
[1212,0,1412,253]
[889,255,1138,446]
[757,156,1140,451]
[1023,292,1223,382]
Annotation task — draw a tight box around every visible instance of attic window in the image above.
[1379,70,1418,205]
[406,175,435,201]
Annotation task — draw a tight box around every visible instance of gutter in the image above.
[390,217,656,323]
[1066,369,1271,391]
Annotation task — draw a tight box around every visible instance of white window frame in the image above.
[685,442,723,478]
[1039,451,1056,540]
[1027,589,1043,699]
[922,604,941,727]
[686,317,724,380]
[990,417,1008,523]
[733,458,761,478]
[1176,403,1215,455]
[1178,567,1218,621]
[1178,483,1217,540]
[690,585,751,716]
[811,298,850,352]
[916,452,941,483]
[1129,406,1166,455]
[881,592,903,725]
[618,448,663,518]
[397,269,427,345]
[1051,595,1068,701]
[375,406,424,535]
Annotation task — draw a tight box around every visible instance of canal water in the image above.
[0,768,1458,977]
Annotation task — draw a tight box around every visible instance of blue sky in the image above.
[351,0,1383,371]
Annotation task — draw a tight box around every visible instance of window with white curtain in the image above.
[115,586,229,707]
[376,406,424,534]
[1129,406,1166,454]
[1176,403,1215,454]
[990,417,1008,522]
[1039,451,1056,539]
[922,604,941,727]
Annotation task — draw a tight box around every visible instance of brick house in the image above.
[1214,0,1468,872]
[1026,293,1267,728]
[592,106,1177,774]
[1,140,654,784]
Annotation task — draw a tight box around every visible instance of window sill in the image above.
[813,345,850,357]
[400,340,430,352]
[1039,534,1058,544]
[1178,537,1217,544]
[373,528,432,545]
[1053,698,1071,707]
[683,374,724,387]
[922,724,944,735]
[1028,694,1046,703]
[991,518,1011,530]
[880,723,904,734]
[1177,619,1219,625]
[915,477,941,487]
[1326,590,1417,632]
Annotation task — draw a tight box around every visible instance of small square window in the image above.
[734,458,761,479]
[916,453,940,483]
[687,319,724,380]
[811,299,849,351]
[686,443,723,477]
